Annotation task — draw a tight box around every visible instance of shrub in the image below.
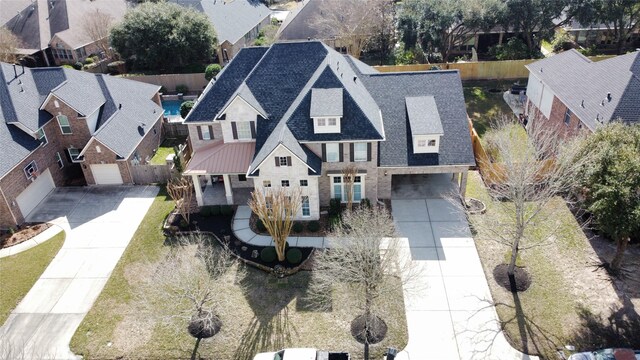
[73,62,83,70]
[292,222,304,233]
[175,84,189,94]
[220,205,233,216]
[210,205,221,216]
[61,64,74,69]
[360,198,371,209]
[551,29,574,52]
[307,221,320,233]
[329,198,342,217]
[180,100,195,118]
[286,248,303,264]
[489,37,530,60]
[179,219,189,229]
[200,206,212,217]
[84,57,94,64]
[256,218,266,232]
[329,215,341,231]
[107,60,126,75]
[260,246,277,263]
[204,63,221,81]
[91,55,99,63]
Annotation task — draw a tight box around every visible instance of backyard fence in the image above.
[374,55,615,80]
[119,73,209,93]
[163,121,189,137]
[131,164,174,185]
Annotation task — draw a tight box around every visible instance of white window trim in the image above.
[279,156,289,166]
[68,147,81,163]
[301,196,310,217]
[56,152,64,169]
[428,139,436,146]
[329,174,365,203]
[37,128,48,146]
[263,180,271,188]
[57,115,72,134]
[24,160,38,180]
[201,126,212,140]
[299,179,308,187]
[417,139,427,147]
[313,117,341,134]
[236,121,252,140]
[326,143,339,163]
[281,179,290,187]
[353,143,367,162]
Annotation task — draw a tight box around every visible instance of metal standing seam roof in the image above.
[184,140,255,174]
[406,96,444,135]
[525,49,640,130]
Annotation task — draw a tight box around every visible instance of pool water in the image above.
[162,100,182,117]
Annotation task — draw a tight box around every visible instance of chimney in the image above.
[607,92,612,102]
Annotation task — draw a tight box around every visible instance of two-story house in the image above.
[0,63,164,229]
[183,41,475,220]
[525,49,640,138]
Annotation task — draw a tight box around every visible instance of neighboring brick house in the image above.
[183,41,475,220]
[1,0,127,66]
[0,62,163,229]
[525,49,640,137]
[170,0,272,64]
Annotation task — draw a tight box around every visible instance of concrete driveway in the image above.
[0,186,158,360]
[392,185,537,359]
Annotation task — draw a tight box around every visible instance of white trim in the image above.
[329,173,365,203]
[39,93,85,115]
[299,139,382,144]
[55,152,64,169]
[217,94,268,120]
[57,114,73,134]
[248,143,318,176]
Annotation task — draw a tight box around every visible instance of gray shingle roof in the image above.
[0,62,162,178]
[310,88,343,117]
[526,50,640,130]
[169,0,271,45]
[406,96,444,135]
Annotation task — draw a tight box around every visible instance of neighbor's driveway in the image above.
[0,186,157,360]
[391,183,537,359]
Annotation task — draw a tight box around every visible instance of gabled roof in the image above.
[169,0,271,45]
[0,62,162,178]
[526,50,640,130]
[406,96,444,136]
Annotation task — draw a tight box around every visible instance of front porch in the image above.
[196,177,253,206]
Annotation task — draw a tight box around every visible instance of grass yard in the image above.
[149,137,187,165]
[70,189,407,360]
[463,79,523,137]
[0,231,65,325]
[466,171,633,359]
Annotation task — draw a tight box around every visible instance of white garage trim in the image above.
[16,168,55,219]
[91,164,123,185]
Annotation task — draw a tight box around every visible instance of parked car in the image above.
[253,348,350,360]
[568,348,640,360]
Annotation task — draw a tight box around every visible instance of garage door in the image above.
[91,164,123,185]
[16,168,55,218]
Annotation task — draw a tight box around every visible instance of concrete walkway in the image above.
[0,186,158,360]
[0,225,64,258]
[392,198,537,360]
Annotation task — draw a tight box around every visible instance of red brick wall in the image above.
[42,95,93,151]
[544,96,592,138]
[0,120,69,226]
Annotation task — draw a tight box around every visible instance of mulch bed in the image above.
[168,213,313,271]
[493,263,532,292]
[248,212,330,237]
[465,197,486,214]
[351,314,388,344]
[0,223,52,249]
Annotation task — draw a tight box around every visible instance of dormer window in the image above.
[311,88,343,134]
[406,96,444,154]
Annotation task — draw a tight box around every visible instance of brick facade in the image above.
[545,96,590,138]
[42,94,93,151]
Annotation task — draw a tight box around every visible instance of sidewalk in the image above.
[0,225,64,258]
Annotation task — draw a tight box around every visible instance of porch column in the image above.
[223,174,234,204]
[192,174,204,206]
[459,171,469,198]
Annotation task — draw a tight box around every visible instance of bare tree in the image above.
[167,177,193,224]
[469,116,590,283]
[311,0,389,58]
[82,10,114,59]
[249,187,302,262]
[308,206,419,360]
[0,27,21,64]
[342,164,358,211]
[139,233,241,360]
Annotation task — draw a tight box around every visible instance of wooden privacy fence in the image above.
[163,121,189,137]
[131,164,174,185]
[120,73,209,93]
[374,55,615,80]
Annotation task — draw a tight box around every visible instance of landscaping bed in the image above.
[463,79,521,137]
[1,223,52,249]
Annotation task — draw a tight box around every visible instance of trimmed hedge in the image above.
[307,221,320,232]
[256,219,266,232]
[292,222,303,233]
[260,247,277,263]
[220,205,233,216]
[286,248,303,264]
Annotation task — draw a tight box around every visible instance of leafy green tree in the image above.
[110,2,217,72]
[576,123,640,273]
[204,63,221,81]
[572,0,640,54]
[397,0,502,62]
[488,37,531,60]
[180,101,195,118]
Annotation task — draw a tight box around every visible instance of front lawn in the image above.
[71,189,407,360]
[466,171,635,359]
[0,230,65,325]
[463,79,522,137]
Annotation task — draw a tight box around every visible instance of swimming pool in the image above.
[162,100,182,117]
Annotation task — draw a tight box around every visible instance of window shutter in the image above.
[208,125,214,139]
[286,156,292,166]
[367,142,372,161]
[231,122,238,139]
[197,126,203,140]
[250,121,256,139]
[275,157,280,167]
[321,144,326,162]
[349,143,354,162]
[339,143,344,162]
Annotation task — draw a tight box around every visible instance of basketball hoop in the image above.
[31,170,39,181]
